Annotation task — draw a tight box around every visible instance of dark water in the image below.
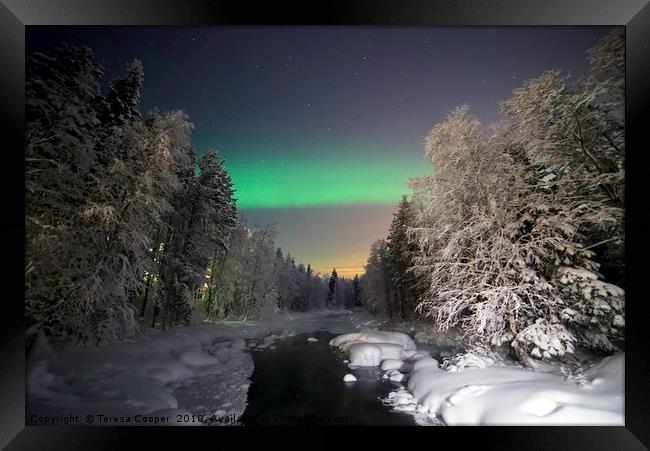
[241,330,416,426]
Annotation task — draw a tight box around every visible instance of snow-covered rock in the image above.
[381,359,404,371]
[409,351,431,361]
[388,371,405,382]
[307,337,319,342]
[413,357,439,371]
[331,331,416,367]
[343,374,357,382]
[348,343,383,366]
[330,331,416,350]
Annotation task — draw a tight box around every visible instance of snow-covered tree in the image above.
[500,29,625,286]
[408,102,624,369]
[26,44,106,342]
[155,149,237,328]
[25,45,189,343]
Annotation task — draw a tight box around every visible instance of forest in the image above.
[360,29,625,370]
[25,44,358,347]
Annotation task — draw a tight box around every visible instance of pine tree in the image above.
[327,268,338,307]
[386,195,422,320]
[352,274,361,307]
[359,240,391,316]
[100,59,144,131]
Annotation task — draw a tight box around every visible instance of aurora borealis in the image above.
[27,26,615,277]
[224,149,430,209]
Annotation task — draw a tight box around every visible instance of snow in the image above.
[413,357,440,371]
[330,331,416,367]
[347,343,383,366]
[377,334,625,425]
[307,337,319,342]
[28,309,377,426]
[329,329,624,426]
[27,325,253,425]
[330,331,416,350]
[343,374,357,382]
[388,371,405,382]
[381,359,405,371]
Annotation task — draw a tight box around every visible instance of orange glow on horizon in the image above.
[318,265,365,279]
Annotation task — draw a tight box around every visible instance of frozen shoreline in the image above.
[330,331,624,426]
[27,309,373,426]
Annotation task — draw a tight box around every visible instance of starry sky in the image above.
[26,26,615,277]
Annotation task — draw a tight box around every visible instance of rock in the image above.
[389,371,405,382]
[381,359,404,371]
[343,373,357,382]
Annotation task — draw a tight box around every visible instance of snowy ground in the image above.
[330,331,624,426]
[28,313,623,427]
[27,309,376,426]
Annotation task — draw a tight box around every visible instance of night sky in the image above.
[26,26,615,277]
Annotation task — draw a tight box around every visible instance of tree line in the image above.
[24,44,347,346]
[360,30,625,369]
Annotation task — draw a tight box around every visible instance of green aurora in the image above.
[222,150,431,209]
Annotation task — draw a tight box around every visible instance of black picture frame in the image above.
[2,0,649,448]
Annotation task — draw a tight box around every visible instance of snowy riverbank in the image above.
[27,309,375,426]
[330,331,624,426]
